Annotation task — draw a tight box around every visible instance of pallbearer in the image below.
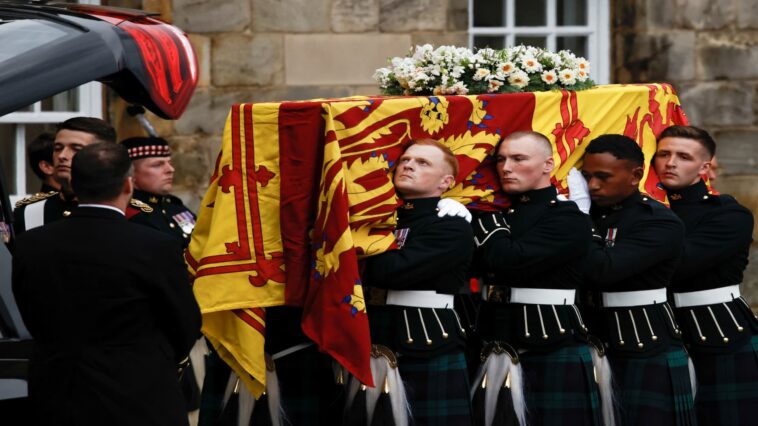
[580,134,696,425]
[356,139,475,425]
[653,125,757,424]
[472,131,603,426]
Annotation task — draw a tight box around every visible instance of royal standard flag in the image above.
[187,84,688,394]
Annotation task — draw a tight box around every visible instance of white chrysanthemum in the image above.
[541,70,558,85]
[508,70,530,89]
[488,79,504,93]
[473,68,491,81]
[576,58,591,74]
[558,68,577,85]
[498,61,516,76]
[577,69,589,82]
[520,55,542,73]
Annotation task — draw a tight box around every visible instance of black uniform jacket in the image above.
[585,191,686,357]
[362,197,474,358]
[478,186,592,290]
[667,180,753,293]
[127,189,197,249]
[666,180,757,353]
[475,186,592,351]
[12,206,201,426]
[13,191,77,235]
[585,191,685,292]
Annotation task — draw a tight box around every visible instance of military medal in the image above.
[394,228,410,248]
[0,222,10,244]
[172,211,196,234]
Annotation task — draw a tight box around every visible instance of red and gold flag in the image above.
[187,84,688,394]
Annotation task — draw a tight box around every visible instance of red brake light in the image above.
[65,5,198,119]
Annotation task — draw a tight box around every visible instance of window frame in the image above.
[468,0,610,85]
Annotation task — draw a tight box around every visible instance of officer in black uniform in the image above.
[580,134,695,425]
[13,117,116,234]
[120,137,196,248]
[357,138,474,426]
[472,131,602,426]
[653,125,757,424]
[27,132,59,193]
[119,136,201,413]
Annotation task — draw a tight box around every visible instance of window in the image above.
[469,0,610,84]
[0,0,102,204]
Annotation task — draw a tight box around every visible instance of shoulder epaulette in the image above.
[129,198,154,213]
[15,191,57,209]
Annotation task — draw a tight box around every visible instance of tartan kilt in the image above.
[609,345,696,426]
[690,334,758,425]
[399,350,473,426]
[520,344,602,426]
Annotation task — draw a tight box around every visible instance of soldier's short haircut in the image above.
[27,132,55,180]
[585,134,644,167]
[658,125,716,158]
[56,117,117,144]
[72,143,133,203]
[503,131,553,157]
[406,138,459,179]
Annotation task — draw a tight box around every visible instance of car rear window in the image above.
[0,18,74,63]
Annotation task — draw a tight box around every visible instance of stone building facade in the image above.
[105,0,758,303]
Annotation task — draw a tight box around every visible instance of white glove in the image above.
[567,168,591,214]
[437,198,472,223]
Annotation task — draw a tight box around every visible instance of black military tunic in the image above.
[126,189,196,249]
[474,186,601,425]
[585,191,694,425]
[13,191,78,235]
[476,186,593,348]
[665,179,757,424]
[361,197,474,425]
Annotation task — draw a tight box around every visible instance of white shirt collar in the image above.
[78,204,125,216]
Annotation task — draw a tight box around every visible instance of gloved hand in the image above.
[437,198,472,223]
[567,168,590,214]
[473,211,510,247]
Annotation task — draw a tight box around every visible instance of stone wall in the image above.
[613,0,758,305]
[106,0,467,211]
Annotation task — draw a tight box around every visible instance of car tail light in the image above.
[67,5,198,119]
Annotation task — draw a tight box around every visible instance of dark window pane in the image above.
[474,35,506,50]
[0,124,17,193]
[41,89,78,112]
[516,0,546,26]
[473,0,505,27]
[558,0,588,26]
[515,36,546,49]
[557,36,588,58]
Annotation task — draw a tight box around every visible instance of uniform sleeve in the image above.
[12,206,26,236]
[673,204,754,280]
[479,208,592,272]
[584,213,685,287]
[362,218,474,289]
[151,238,202,361]
[11,234,36,336]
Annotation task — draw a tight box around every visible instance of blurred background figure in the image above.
[26,132,59,193]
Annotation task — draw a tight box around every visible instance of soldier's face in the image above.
[133,156,175,195]
[393,144,454,199]
[52,129,97,184]
[653,137,711,190]
[496,137,554,194]
[581,152,643,207]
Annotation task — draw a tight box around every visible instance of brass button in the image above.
[63,210,71,217]
[169,223,176,228]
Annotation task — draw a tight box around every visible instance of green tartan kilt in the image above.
[691,334,758,425]
[609,345,696,426]
[520,344,603,426]
[399,351,473,426]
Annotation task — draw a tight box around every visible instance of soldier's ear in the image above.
[630,165,644,186]
[124,175,134,196]
[441,174,455,190]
